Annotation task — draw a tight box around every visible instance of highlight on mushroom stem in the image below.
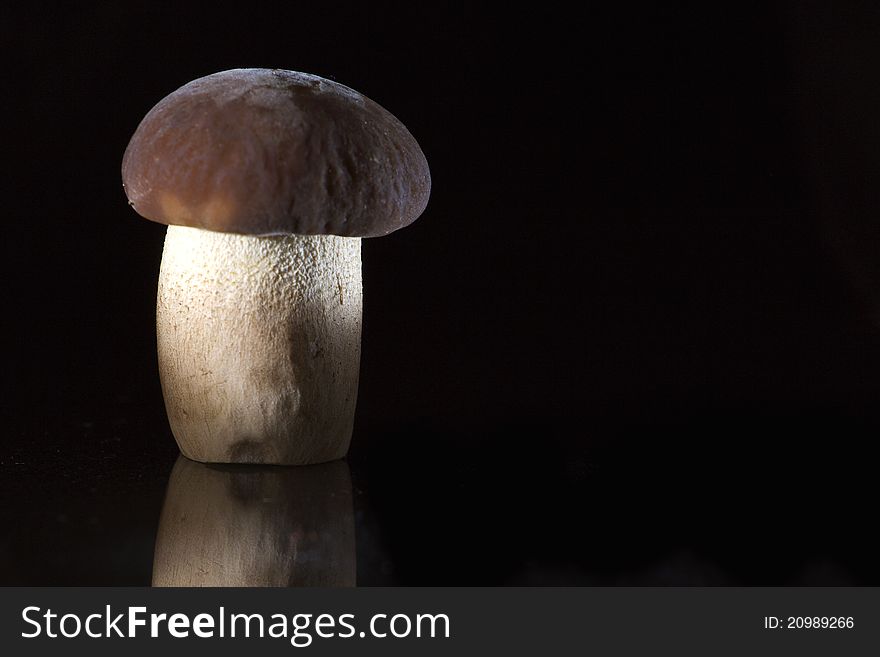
[156,225,362,465]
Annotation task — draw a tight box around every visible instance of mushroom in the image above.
[152,456,354,587]
[122,69,430,464]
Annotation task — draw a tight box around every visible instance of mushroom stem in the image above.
[156,225,362,465]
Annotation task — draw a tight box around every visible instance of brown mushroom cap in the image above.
[122,69,430,237]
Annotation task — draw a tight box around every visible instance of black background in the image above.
[1,1,879,585]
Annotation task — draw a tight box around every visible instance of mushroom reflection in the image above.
[152,456,354,587]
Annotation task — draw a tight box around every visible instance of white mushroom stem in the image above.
[156,225,362,465]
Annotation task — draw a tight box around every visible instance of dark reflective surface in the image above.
[1,415,878,586]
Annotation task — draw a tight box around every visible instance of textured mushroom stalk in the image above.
[157,225,362,465]
[152,456,355,587]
